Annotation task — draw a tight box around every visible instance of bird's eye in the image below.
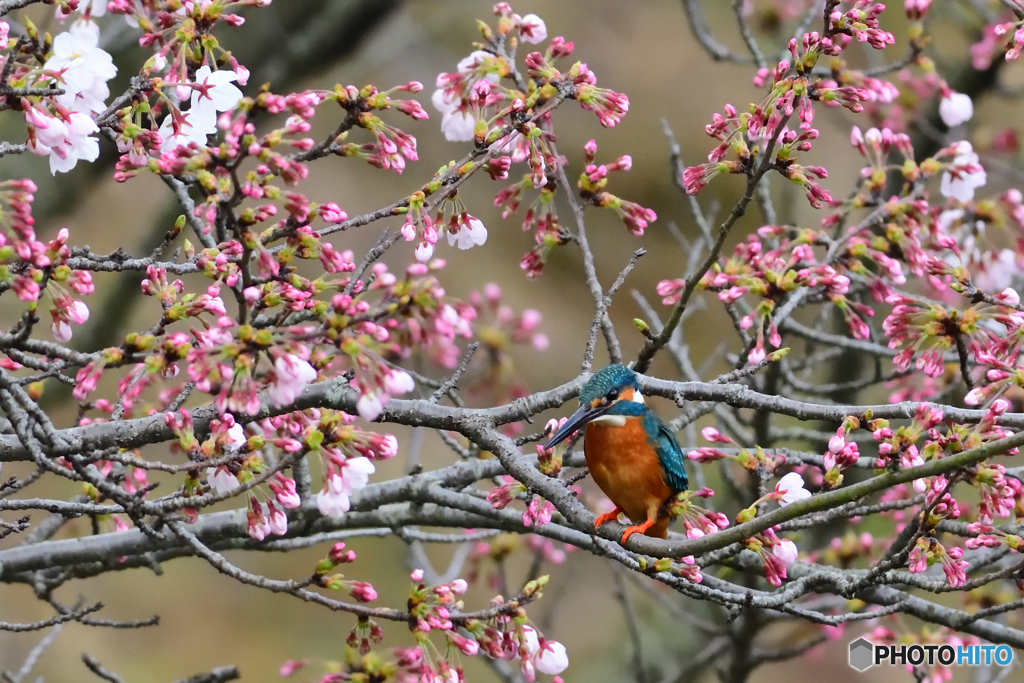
[604,389,619,402]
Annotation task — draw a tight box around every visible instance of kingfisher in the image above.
[545,364,688,543]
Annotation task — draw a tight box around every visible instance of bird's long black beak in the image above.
[545,402,611,449]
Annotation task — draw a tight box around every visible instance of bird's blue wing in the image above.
[644,411,688,492]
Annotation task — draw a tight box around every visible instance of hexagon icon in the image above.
[849,637,875,672]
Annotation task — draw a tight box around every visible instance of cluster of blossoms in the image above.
[972,8,1024,68]
[422,5,653,279]
[688,423,810,585]
[908,537,969,587]
[0,2,636,677]
[167,404,399,531]
[664,485,730,541]
[855,398,1024,588]
[662,119,1014,371]
[680,7,899,203]
[122,246,463,426]
[403,570,563,681]
[0,182,94,340]
[488,418,570,521]
[687,426,789,473]
[314,541,376,604]
[13,0,460,557]
[17,16,117,174]
[281,572,567,682]
[821,418,863,487]
[743,527,800,587]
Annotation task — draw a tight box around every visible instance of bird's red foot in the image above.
[594,507,624,528]
[620,519,656,544]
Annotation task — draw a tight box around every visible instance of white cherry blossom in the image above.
[207,467,240,495]
[356,392,384,421]
[37,112,100,174]
[315,458,376,519]
[44,21,116,115]
[447,216,488,249]
[159,66,243,151]
[158,110,212,152]
[940,141,987,203]
[519,14,548,44]
[522,626,569,675]
[775,472,811,506]
[225,423,246,451]
[939,91,973,127]
[440,110,476,142]
[189,65,243,125]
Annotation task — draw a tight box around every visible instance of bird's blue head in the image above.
[545,365,645,448]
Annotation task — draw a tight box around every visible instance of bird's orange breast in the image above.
[584,417,673,524]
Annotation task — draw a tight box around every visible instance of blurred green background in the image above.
[1,0,1018,681]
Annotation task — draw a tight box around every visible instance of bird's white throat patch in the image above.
[591,414,627,426]
[631,389,645,404]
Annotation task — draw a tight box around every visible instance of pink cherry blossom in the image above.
[964,388,985,406]
[52,319,73,342]
[31,111,101,174]
[268,354,317,408]
[828,430,846,454]
[315,457,375,519]
[349,581,378,602]
[267,506,288,535]
[207,467,240,495]
[356,392,384,421]
[995,287,1020,307]
[316,484,350,518]
[278,660,307,677]
[773,538,799,567]
[384,369,415,395]
[701,427,734,444]
[269,474,301,509]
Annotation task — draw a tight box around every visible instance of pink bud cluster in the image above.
[744,527,800,587]
[683,21,889,202]
[972,14,1024,69]
[0,183,94,341]
[577,139,657,236]
[428,11,638,281]
[908,537,969,588]
[390,564,568,681]
[658,225,903,363]
[665,488,729,540]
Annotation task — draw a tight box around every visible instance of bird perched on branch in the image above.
[545,364,688,542]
